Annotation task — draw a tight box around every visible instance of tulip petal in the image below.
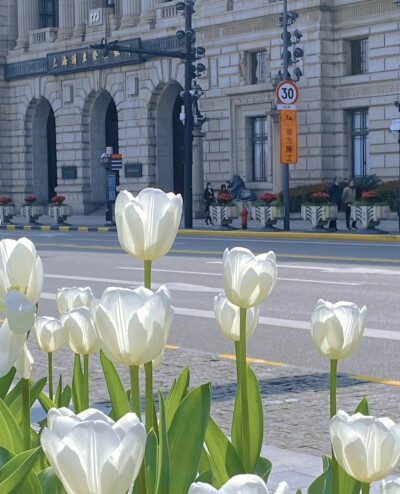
[188,483,218,494]
[5,290,36,335]
[35,316,65,353]
[14,343,33,379]
[0,320,26,377]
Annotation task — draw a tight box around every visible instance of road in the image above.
[3,229,400,382]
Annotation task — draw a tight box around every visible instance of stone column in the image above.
[73,0,88,39]
[57,0,75,40]
[120,0,140,28]
[109,0,122,31]
[16,0,38,50]
[140,0,155,28]
[192,127,206,218]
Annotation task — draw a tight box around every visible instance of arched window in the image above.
[39,0,59,28]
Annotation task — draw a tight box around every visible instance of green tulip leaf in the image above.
[100,351,130,419]
[0,447,42,493]
[195,469,214,485]
[296,490,302,494]
[4,380,22,408]
[72,354,84,414]
[156,391,170,494]
[307,456,332,494]
[9,378,47,427]
[168,383,211,494]
[338,464,360,494]
[0,399,23,453]
[38,467,67,494]
[231,365,263,472]
[253,456,272,482]
[198,447,212,476]
[54,375,63,407]
[38,391,56,416]
[355,396,369,415]
[145,429,158,494]
[205,417,244,488]
[165,367,190,429]
[60,385,72,409]
[0,368,16,400]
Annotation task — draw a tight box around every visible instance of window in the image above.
[350,38,368,75]
[351,109,369,176]
[251,117,268,181]
[39,0,58,28]
[250,51,268,84]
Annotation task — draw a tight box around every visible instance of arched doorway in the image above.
[156,82,184,195]
[29,98,57,203]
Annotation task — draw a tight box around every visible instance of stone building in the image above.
[0,0,399,213]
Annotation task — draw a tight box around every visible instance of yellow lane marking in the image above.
[350,374,400,387]
[165,344,180,350]
[219,353,286,367]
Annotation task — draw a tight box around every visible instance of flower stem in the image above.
[83,354,89,410]
[330,359,338,494]
[21,378,31,450]
[361,483,370,494]
[130,365,141,420]
[144,361,153,432]
[144,260,152,289]
[239,307,250,472]
[48,352,53,402]
[234,340,240,387]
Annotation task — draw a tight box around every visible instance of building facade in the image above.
[0,0,399,213]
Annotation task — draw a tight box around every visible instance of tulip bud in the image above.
[115,189,183,261]
[0,319,26,377]
[223,247,277,308]
[381,478,400,493]
[214,293,260,341]
[61,307,99,355]
[5,290,36,335]
[56,287,95,314]
[95,286,173,366]
[40,407,146,494]
[330,410,400,483]
[311,299,367,360]
[188,474,269,493]
[275,481,290,494]
[14,343,33,379]
[34,316,65,353]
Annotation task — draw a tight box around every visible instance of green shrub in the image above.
[286,183,329,212]
[375,180,398,211]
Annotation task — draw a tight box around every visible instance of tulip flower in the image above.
[95,286,173,366]
[34,316,65,353]
[40,407,146,494]
[275,482,290,494]
[5,290,36,335]
[61,307,99,355]
[57,287,95,314]
[115,188,183,261]
[330,410,400,485]
[223,247,277,309]
[188,474,269,493]
[14,343,33,379]
[381,478,400,493]
[0,237,43,309]
[214,293,260,341]
[0,319,26,377]
[311,299,367,360]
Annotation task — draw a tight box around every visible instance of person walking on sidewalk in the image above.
[203,182,215,225]
[327,176,342,231]
[342,179,358,230]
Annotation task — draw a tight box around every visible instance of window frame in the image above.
[249,50,268,84]
[250,116,269,182]
[350,108,369,177]
[38,0,59,29]
[350,38,368,75]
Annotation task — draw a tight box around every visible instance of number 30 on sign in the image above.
[276,81,299,105]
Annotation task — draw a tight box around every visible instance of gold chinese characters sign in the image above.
[279,109,298,164]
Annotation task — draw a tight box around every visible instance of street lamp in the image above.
[389,102,400,232]
[99,152,115,225]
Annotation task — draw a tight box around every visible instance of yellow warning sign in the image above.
[280,109,298,164]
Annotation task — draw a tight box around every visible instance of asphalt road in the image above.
[3,229,400,381]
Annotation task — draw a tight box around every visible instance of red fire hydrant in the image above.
[241,207,248,230]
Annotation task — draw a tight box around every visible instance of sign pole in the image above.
[282,0,290,231]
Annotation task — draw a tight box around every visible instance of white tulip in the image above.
[381,478,400,493]
[40,407,146,494]
[311,299,367,360]
[95,286,173,366]
[188,474,269,493]
[0,237,43,308]
[330,410,400,483]
[0,319,26,377]
[214,293,260,341]
[115,188,183,261]
[61,307,99,355]
[56,287,95,314]
[223,248,277,308]
[14,343,33,379]
[5,290,36,335]
[275,481,291,494]
[34,316,65,353]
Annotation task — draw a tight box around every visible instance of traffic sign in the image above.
[280,109,298,164]
[276,81,299,105]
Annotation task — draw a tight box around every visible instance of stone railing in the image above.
[155,1,178,20]
[29,28,58,46]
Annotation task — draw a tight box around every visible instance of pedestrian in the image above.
[203,182,215,225]
[342,179,358,230]
[217,184,232,203]
[327,176,342,231]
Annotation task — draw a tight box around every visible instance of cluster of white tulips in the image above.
[0,187,399,494]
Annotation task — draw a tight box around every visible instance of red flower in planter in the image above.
[260,193,278,204]
[361,190,378,200]
[24,195,37,204]
[0,197,12,204]
[217,191,233,204]
[308,192,330,205]
[51,195,66,205]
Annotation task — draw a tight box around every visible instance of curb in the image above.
[1,224,116,232]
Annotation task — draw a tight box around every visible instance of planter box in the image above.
[0,204,16,223]
[20,204,44,223]
[209,205,239,226]
[251,205,284,228]
[301,205,338,229]
[48,204,71,224]
[351,205,390,229]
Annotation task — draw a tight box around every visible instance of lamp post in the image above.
[100,153,115,225]
[389,102,400,233]
[91,1,205,229]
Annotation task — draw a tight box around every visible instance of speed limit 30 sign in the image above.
[276,81,299,105]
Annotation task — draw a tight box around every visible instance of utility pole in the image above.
[282,0,290,231]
